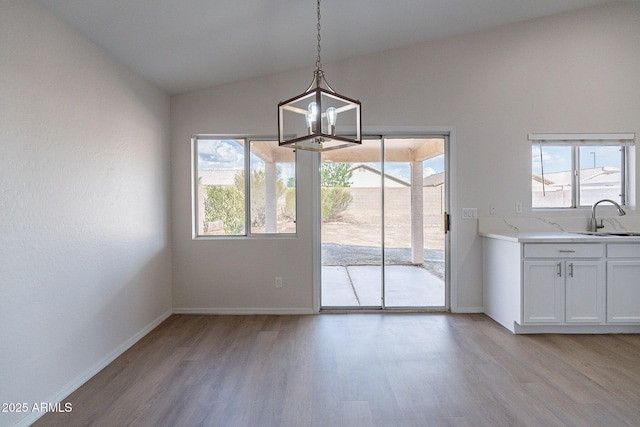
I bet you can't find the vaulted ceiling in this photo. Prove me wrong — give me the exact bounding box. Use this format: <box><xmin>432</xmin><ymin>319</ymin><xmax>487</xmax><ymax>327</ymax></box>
<box><xmin>35</xmin><ymin>0</ymin><xmax>635</xmax><ymax>94</ymax></box>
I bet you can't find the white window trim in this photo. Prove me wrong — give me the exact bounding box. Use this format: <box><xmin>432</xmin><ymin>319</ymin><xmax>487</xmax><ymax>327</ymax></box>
<box><xmin>529</xmin><ymin>133</ymin><xmax>635</xmax><ymax>209</ymax></box>
<box><xmin>528</xmin><ymin>133</ymin><xmax>635</xmax><ymax>145</ymax></box>
<box><xmin>191</xmin><ymin>134</ymin><xmax>298</xmax><ymax>239</ymax></box>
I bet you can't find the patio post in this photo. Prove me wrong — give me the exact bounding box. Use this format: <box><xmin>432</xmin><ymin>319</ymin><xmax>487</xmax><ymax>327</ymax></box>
<box><xmin>265</xmin><ymin>160</ymin><xmax>277</xmax><ymax>233</ymax></box>
<box><xmin>411</xmin><ymin>161</ymin><xmax>424</xmax><ymax>264</ymax></box>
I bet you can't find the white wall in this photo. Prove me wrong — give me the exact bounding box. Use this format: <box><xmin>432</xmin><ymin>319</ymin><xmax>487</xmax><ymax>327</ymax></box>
<box><xmin>0</xmin><ymin>1</ymin><xmax>172</xmax><ymax>425</ymax></box>
<box><xmin>171</xmin><ymin>1</ymin><xmax>640</xmax><ymax>314</ymax></box>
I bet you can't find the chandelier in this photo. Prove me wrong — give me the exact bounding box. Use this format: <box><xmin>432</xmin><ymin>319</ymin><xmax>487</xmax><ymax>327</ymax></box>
<box><xmin>278</xmin><ymin>0</ymin><xmax>362</xmax><ymax>152</ymax></box>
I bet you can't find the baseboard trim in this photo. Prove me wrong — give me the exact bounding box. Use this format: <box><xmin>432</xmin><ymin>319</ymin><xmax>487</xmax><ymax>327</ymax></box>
<box><xmin>514</xmin><ymin>323</ymin><xmax>640</xmax><ymax>334</ymax></box>
<box><xmin>173</xmin><ymin>307</ymin><xmax>315</xmax><ymax>315</ymax></box>
<box><xmin>451</xmin><ymin>306</ymin><xmax>484</xmax><ymax>313</ymax></box>
<box><xmin>16</xmin><ymin>309</ymin><xmax>172</xmax><ymax>427</ymax></box>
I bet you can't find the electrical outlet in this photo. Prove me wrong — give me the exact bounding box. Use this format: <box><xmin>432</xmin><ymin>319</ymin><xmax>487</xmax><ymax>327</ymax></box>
<box><xmin>275</xmin><ymin>277</ymin><xmax>283</xmax><ymax>288</ymax></box>
<box><xmin>489</xmin><ymin>205</ymin><xmax>496</xmax><ymax>216</ymax></box>
<box><xmin>515</xmin><ymin>202</ymin><xmax>523</xmax><ymax>214</ymax></box>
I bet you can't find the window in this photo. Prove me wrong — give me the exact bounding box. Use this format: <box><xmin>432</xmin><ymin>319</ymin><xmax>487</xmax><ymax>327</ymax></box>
<box><xmin>192</xmin><ymin>136</ymin><xmax>296</xmax><ymax>237</ymax></box>
<box><xmin>530</xmin><ymin>133</ymin><xmax>634</xmax><ymax>209</ymax></box>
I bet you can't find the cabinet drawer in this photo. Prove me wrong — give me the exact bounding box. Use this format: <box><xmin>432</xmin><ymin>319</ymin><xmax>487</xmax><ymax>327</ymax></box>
<box><xmin>524</xmin><ymin>243</ymin><xmax>603</xmax><ymax>259</ymax></box>
<box><xmin>607</xmin><ymin>244</ymin><xmax>640</xmax><ymax>258</ymax></box>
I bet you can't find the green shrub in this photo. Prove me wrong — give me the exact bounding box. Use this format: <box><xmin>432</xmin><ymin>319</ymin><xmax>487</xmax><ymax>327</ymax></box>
<box><xmin>233</xmin><ymin>169</ymin><xmax>289</xmax><ymax>228</ymax></box>
<box><xmin>204</xmin><ymin>185</ymin><xmax>245</xmax><ymax>234</ymax></box>
<box><xmin>321</xmin><ymin>187</ymin><xmax>352</xmax><ymax>221</ymax></box>
<box><xmin>283</xmin><ymin>188</ymin><xmax>296</xmax><ymax>220</ymax></box>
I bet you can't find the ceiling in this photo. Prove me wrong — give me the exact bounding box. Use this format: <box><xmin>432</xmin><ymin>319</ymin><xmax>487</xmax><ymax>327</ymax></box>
<box><xmin>35</xmin><ymin>0</ymin><xmax>632</xmax><ymax>95</ymax></box>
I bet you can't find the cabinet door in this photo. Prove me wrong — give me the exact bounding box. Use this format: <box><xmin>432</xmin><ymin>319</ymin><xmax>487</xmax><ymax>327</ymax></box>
<box><xmin>607</xmin><ymin>261</ymin><xmax>640</xmax><ymax>323</ymax></box>
<box><xmin>565</xmin><ymin>261</ymin><xmax>604</xmax><ymax>323</ymax></box>
<box><xmin>523</xmin><ymin>261</ymin><xmax>562</xmax><ymax>324</ymax></box>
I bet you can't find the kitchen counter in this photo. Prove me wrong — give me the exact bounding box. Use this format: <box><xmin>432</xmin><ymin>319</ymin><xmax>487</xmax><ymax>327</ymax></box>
<box><xmin>479</xmin><ymin>231</ymin><xmax>640</xmax><ymax>243</ymax></box>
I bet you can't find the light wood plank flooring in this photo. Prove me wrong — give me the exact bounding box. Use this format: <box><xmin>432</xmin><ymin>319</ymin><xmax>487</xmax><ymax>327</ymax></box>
<box><xmin>35</xmin><ymin>314</ymin><xmax>640</xmax><ymax>427</ymax></box>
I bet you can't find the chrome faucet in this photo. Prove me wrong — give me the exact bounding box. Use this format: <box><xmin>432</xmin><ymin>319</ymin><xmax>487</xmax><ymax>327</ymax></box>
<box><xmin>590</xmin><ymin>199</ymin><xmax>626</xmax><ymax>232</ymax></box>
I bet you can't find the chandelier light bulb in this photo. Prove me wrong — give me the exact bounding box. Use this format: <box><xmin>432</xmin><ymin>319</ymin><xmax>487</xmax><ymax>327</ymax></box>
<box><xmin>306</xmin><ymin>102</ymin><xmax>318</xmax><ymax>134</ymax></box>
<box><xmin>306</xmin><ymin>110</ymin><xmax>315</xmax><ymax>134</ymax></box>
<box><xmin>326</xmin><ymin>107</ymin><xmax>337</xmax><ymax>135</ymax></box>
<box><xmin>308</xmin><ymin>102</ymin><xmax>318</xmax><ymax>118</ymax></box>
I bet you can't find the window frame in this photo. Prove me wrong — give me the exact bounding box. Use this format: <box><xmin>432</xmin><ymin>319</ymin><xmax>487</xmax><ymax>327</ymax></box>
<box><xmin>529</xmin><ymin>133</ymin><xmax>634</xmax><ymax>210</ymax></box>
<box><xmin>191</xmin><ymin>135</ymin><xmax>297</xmax><ymax>239</ymax></box>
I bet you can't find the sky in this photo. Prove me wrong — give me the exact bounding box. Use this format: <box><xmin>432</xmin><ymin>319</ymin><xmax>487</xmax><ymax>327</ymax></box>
<box><xmin>531</xmin><ymin>145</ymin><xmax>622</xmax><ymax>175</ymax></box>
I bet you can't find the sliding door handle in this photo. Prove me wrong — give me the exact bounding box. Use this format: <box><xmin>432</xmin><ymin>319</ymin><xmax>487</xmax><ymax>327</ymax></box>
<box><xmin>444</xmin><ymin>212</ymin><xmax>450</xmax><ymax>234</ymax></box>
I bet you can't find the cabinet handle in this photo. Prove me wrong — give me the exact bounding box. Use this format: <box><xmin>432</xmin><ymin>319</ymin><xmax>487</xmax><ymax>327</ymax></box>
<box><xmin>558</xmin><ymin>250</ymin><xmax>576</xmax><ymax>253</ymax></box>
<box><xmin>568</xmin><ymin>262</ymin><xmax>574</xmax><ymax>278</ymax></box>
<box><xmin>557</xmin><ymin>263</ymin><xmax>562</xmax><ymax>277</ymax></box>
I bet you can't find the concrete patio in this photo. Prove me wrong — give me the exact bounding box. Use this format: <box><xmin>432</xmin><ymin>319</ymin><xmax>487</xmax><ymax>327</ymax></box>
<box><xmin>321</xmin><ymin>264</ymin><xmax>445</xmax><ymax>308</ymax></box>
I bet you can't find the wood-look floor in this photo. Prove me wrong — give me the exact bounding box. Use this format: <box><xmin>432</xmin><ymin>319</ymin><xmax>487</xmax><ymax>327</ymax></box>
<box><xmin>35</xmin><ymin>314</ymin><xmax>640</xmax><ymax>427</ymax></box>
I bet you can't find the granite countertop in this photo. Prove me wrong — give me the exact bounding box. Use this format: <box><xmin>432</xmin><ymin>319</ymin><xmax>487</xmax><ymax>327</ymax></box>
<box><xmin>479</xmin><ymin>231</ymin><xmax>640</xmax><ymax>243</ymax></box>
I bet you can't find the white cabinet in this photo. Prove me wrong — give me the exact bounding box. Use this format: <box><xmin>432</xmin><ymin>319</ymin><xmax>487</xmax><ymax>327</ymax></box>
<box><xmin>607</xmin><ymin>244</ymin><xmax>640</xmax><ymax>323</ymax></box>
<box><xmin>607</xmin><ymin>261</ymin><xmax>640</xmax><ymax>322</ymax></box>
<box><xmin>483</xmin><ymin>235</ymin><xmax>640</xmax><ymax>334</ymax></box>
<box><xmin>565</xmin><ymin>261</ymin><xmax>605</xmax><ymax>323</ymax></box>
<box><xmin>523</xmin><ymin>261</ymin><xmax>562</xmax><ymax>323</ymax></box>
<box><xmin>523</xmin><ymin>258</ymin><xmax>604</xmax><ymax>325</ymax></box>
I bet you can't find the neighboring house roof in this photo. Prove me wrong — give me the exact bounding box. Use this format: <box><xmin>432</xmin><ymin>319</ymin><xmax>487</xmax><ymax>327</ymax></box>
<box><xmin>580</xmin><ymin>167</ymin><xmax>622</xmax><ymax>187</ymax></box>
<box><xmin>535</xmin><ymin>167</ymin><xmax>620</xmax><ymax>185</ymax></box>
<box><xmin>348</xmin><ymin>164</ymin><xmax>410</xmax><ymax>187</ymax></box>
<box><xmin>531</xmin><ymin>174</ymin><xmax>554</xmax><ymax>186</ymax></box>
<box><xmin>533</xmin><ymin>167</ymin><xmax>620</xmax><ymax>191</ymax></box>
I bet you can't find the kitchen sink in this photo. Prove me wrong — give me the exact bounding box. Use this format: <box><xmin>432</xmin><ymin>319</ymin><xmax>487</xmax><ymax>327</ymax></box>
<box><xmin>571</xmin><ymin>231</ymin><xmax>640</xmax><ymax>237</ymax></box>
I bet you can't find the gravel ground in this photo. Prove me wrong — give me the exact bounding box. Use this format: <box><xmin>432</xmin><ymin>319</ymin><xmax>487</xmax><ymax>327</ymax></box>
<box><xmin>322</xmin><ymin>243</ymin><xmax>445</xmax><ymax>279</ymax></box>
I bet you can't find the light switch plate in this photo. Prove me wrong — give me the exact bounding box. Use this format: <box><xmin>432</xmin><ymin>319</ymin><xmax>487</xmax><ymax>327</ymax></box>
<box><xmin>462</xmin><ymin>208</ymin><xmax>477</xmax><ymax>219</ymax></box>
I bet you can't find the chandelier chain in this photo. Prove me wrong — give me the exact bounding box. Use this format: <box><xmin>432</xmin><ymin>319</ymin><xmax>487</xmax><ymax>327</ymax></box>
<box><xmin>315</xmin><ymin>0</ymin><xmax>322</xmax><ymax>71</ymax></box>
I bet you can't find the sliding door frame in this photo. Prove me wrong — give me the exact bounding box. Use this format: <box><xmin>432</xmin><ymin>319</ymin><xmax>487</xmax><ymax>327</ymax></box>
<box><xmin>313</xmin><ymin>126</ymin><xmax>457</xmax><ymax>312</ymax></box>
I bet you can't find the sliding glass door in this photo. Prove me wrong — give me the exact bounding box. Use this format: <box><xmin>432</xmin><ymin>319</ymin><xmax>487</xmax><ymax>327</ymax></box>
<box><xmin>320</xmin><ymin>138</ymin><xmax>383</xmax><ymax>308</ymax></box>
<box><xmin>320</xmin><ymin>135</ymin><xmax>447</xmax><ymax>310</ymax></box>
<box><xmin>383</xmin><ymin>137</ymin><xmax>446</xmax><ymax>308</ymax></box>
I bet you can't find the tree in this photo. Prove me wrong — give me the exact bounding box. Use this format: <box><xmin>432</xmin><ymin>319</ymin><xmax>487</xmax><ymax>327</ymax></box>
<box><xmin>320</xmin><ymin>162</ymin><xmax>353</xmax><ymax>221</ymax></box>
<box><xmin>321</xmin><ymin>162</ymin><xmax>353</xmax><ymax>187</ymax></box>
